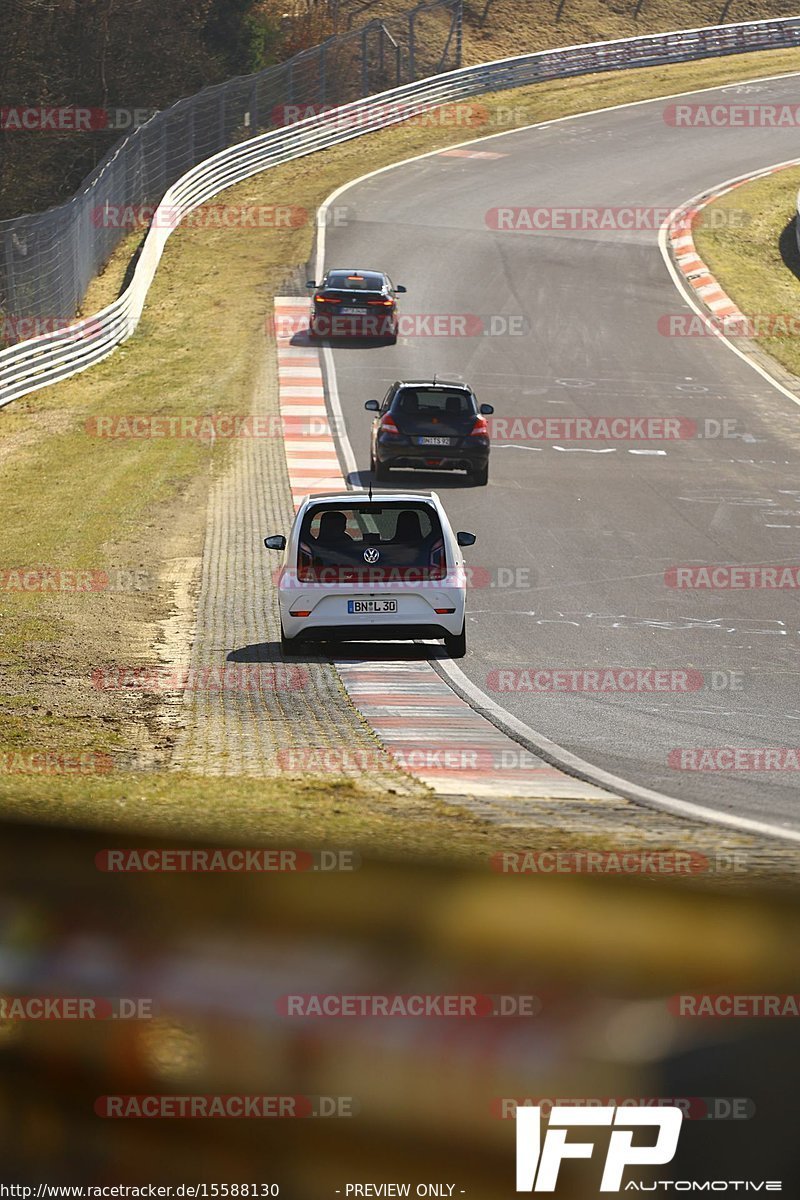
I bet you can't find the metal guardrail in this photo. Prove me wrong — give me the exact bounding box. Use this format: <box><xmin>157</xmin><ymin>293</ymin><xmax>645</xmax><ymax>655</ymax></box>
<box><xmin>2</xmin><ymin>14</ymin><xmax>800</xmax><ymax>409</ymax></box>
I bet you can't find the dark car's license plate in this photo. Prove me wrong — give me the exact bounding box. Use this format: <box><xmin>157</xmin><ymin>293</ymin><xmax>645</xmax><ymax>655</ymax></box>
<box><xmin>418</xmin><ymin>436</ymin><xmax>452</xmax><ymax>446</ymax></box>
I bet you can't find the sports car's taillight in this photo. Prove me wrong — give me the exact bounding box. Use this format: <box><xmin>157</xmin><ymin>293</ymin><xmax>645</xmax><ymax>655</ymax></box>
<box><xmin>367</xmin><ymin>298</ymin><xmax>394</xmax><ymax>306</ymax></box>
<box><xmin>314</xmin><ymin>293</ymin><xmax>337</xmax><ymax>304</ymax></box>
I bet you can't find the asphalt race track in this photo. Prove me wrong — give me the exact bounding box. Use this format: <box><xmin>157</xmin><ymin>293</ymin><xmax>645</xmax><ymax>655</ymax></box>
<box><xmin>317</xmin><ymin>71</ymin><xmax>800</xmax><ymax>834</ymax></box>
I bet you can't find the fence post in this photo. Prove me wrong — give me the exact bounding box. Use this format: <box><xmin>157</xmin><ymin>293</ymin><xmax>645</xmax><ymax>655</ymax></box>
<box><xmin>408</xmin><ymin>11</ymin><xmax>416</xmax><ymax>79</ymax></box>
<box><xmin>187</xmin><ymin>101</ymin><xmax>196</xmax><ymax>165</ymax></box>
<box><xmin>454</xmin><ymin>0</ymin><xmax>463</xmax><ymax>66</ymax></box>
<box><xmin>249</xmin><ymin>78</ymin><xmax>259</xmax><ymax>136</ymax></box>
<box><xmin>361</xmin><ymin>25</ymin><xmax>369</xmax><ymax>95</ymax></box>
<box><xmin>2</xmin><ymin>234</ymin><xmax>17</xmax><ymax>337</ymax></box>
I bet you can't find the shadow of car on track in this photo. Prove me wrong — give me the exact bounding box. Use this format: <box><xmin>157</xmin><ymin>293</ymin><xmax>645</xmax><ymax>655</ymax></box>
<box><xmin>347</xmin><ymin>469</ymin><xmax>478</xmax><ymax>491</ymax></box>
<box><xmin>227</xmin><ymin>641</ymin><xmax>448</xmax><ymax>665</ymax></box>
<box><xmin>289</xmin><ymin>331</ymin><xmax>392</xmax><ymax>351</ymax></box>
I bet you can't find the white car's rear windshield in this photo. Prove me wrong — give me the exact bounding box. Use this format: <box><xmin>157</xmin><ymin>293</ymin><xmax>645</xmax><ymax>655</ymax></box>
<box><xmin>297</xmin><ymin>502</ymin><xmax>446</xmax><ymax>581</ymax></box>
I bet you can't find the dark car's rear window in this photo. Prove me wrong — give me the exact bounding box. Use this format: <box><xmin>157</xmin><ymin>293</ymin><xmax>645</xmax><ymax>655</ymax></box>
<box><xmin>296</xmin><ymin>502</ymin><xmax>446</xmax><ymax>581</ymax></box>
<box><xmin>325</xmin><ymin>271</ymin><xmax>385</xmax><ymax>291</ymax></box>
<box><xmin>392</xmin><ymin>388</ymin><xmax>477</xmax><ymax>418</ymax></box>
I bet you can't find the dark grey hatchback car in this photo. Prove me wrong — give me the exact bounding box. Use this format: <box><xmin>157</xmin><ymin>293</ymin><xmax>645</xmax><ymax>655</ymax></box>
<box><xmin>366</xmin><ymin>379</ymin><xmax>494</xmax><ymax>486</ymax></box>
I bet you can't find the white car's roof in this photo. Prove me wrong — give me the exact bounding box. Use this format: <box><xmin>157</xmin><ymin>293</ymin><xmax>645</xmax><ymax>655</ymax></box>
<box><xmin>298</xmin><ymin>490</ymin><xmax>441</xmax><ymax>506</ymax></box>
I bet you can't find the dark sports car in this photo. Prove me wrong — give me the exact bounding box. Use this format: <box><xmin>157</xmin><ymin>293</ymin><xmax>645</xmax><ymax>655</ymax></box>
<box><xmin>306</xmin><ymin>269</ymin><xmax>406</xmax><ymax>342</ymax></box>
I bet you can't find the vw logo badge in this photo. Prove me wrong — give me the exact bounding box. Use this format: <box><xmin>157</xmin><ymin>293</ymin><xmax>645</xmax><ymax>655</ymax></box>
<box><xmin>363</xmin><ymin>547</ymin><xmax>380</xmax><ymax>564</ymax></box>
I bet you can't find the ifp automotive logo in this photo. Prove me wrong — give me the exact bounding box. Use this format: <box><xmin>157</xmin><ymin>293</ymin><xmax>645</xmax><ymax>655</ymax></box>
<box><xmin>516</xmin><ymin>1105</ymin><xmax>683</xmax><ymax>1192</ymax></box>
<box><xmin>514</xmin><ymin>1105</ymin><xmax>782</xmax><ymax>1192</ymax></box>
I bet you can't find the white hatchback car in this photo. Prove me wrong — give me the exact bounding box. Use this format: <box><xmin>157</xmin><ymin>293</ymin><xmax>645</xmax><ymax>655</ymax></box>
<box><xmin>264</xmin><ymin>491</ymin><xmax>475</xmax><ymax>657</ymax></box>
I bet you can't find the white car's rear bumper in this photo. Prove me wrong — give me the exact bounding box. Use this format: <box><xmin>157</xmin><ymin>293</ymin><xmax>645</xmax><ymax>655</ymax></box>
<box><xmin>278</xmin><ymin>581</ymin><xmax>465</xmax><ymax>641</ymax></box>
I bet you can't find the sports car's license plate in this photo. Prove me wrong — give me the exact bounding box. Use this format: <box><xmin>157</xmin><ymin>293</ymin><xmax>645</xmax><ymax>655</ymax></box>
<box><xmin>347</xmin><ymin>599</ymin><xmax>398</xmax><ymax>614</ymax></box>
<box><xmin>418</xmin><ymin>436</ymin><xmax>452</xmax><ymax>446</ymax></box>
<box><xmin>341</xmin><ymin>306</ymin><xmax>367</xmax><ymax>314</ymax></box>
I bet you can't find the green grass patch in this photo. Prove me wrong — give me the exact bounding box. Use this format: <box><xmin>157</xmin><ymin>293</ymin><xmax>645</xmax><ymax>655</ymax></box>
<box><xmin>694</xmin><ymin>163</ymin><xmax>800</xmax><ymax>377</ymax></box>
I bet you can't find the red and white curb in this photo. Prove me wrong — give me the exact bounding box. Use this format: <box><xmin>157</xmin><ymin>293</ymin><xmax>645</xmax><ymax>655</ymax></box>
<box><xmin>274</xmin><ymin>297</ymin><xmax>607</xmax><ymax>800</ymax></box>
<box><xmin>666</xmin><ymin>159</ymin><xmax>800</xmax><ymax>330</ymax></box>
<box><xmin>276</xmin><ymin>299</ymin><xmax>343</xmax><ymax>508</ymax></box>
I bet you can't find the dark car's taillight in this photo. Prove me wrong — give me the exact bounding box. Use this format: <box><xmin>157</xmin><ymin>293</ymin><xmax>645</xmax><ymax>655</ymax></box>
<box><xmin>378</xmin><ymin>413</ymin><xmax>406</xmax><ymax>442</ymax></box>
<box><xmin>469</xmin><ymin>415</ymin><xmax>490</xmax><ymax>439</ymax></box>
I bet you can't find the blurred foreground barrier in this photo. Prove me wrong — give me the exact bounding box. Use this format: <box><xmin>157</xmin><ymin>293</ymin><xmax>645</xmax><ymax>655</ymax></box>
<box><xmin>0</xmin><ymin>820</ymin><xmax>796</xmax><ymax>1189</ymax></box>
